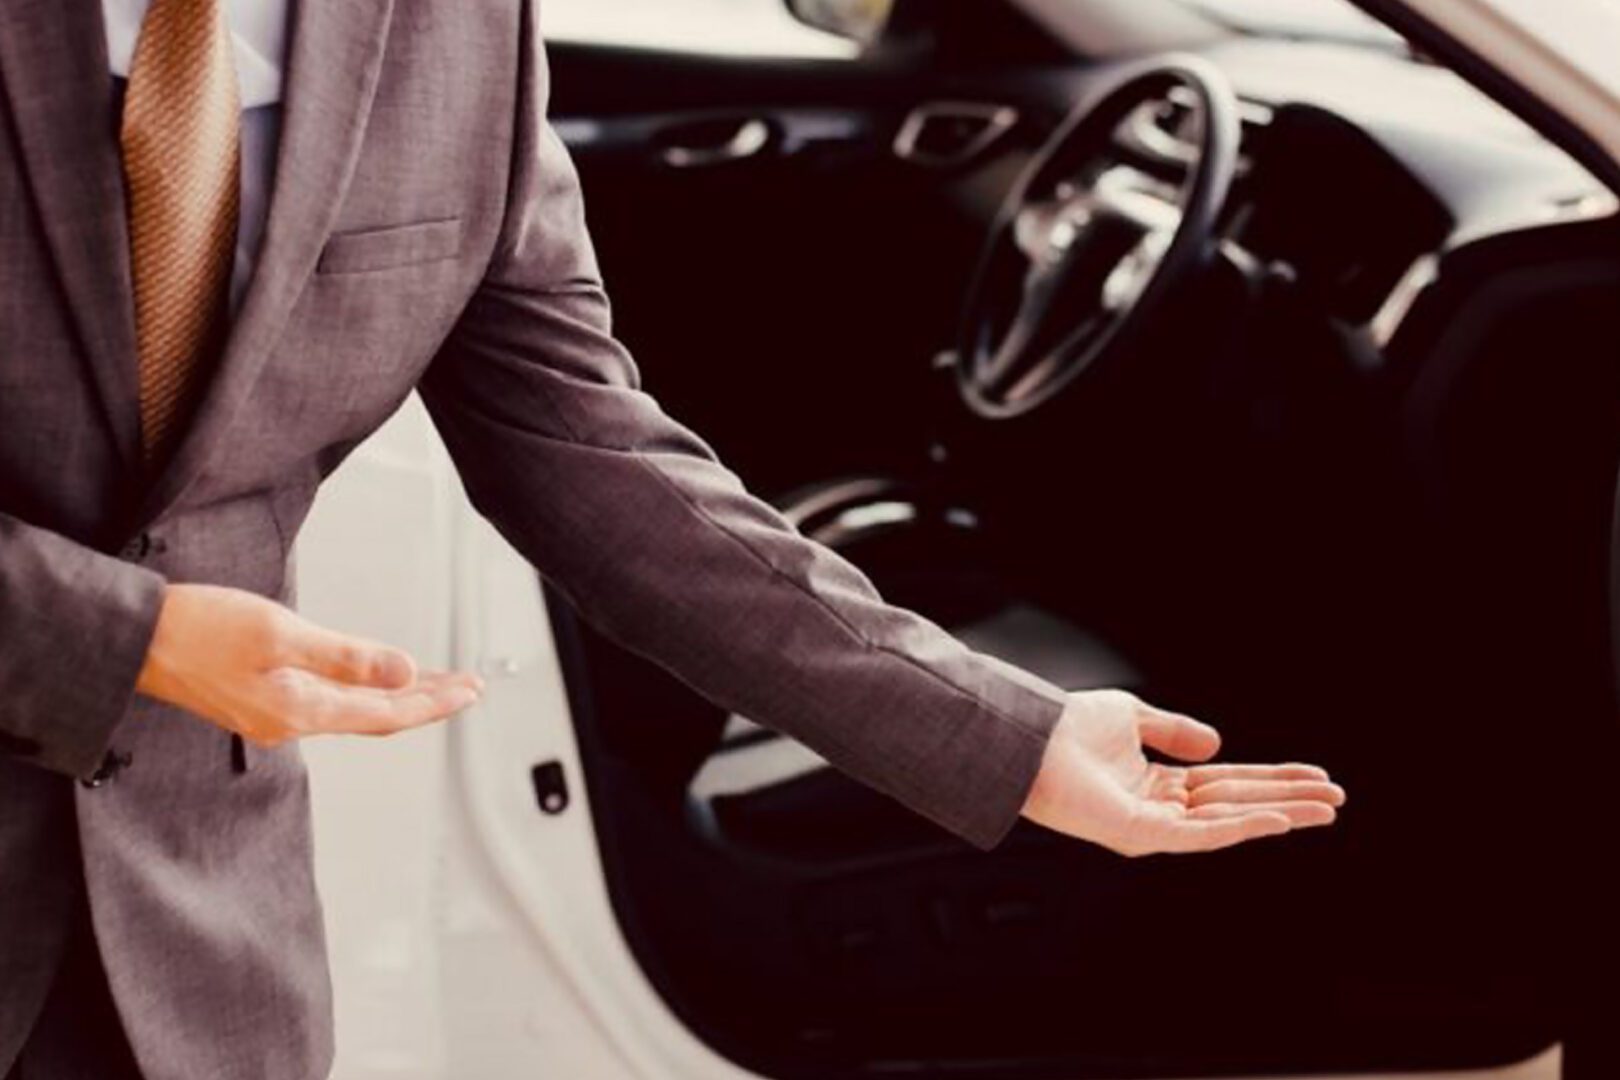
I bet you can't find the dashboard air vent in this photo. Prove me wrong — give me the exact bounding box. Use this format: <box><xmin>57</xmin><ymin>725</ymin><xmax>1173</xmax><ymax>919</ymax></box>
<box><xmin>894</xmin><ymin>102</ymin><xmax>1018</xmax><ymax>168</ymax></box>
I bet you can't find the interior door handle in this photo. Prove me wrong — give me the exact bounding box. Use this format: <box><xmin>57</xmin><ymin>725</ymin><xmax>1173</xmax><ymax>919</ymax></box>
<box><xmin>661</xmin><ymin>118</ymin><xmax>772</xmax><ymax>168</ymax></box>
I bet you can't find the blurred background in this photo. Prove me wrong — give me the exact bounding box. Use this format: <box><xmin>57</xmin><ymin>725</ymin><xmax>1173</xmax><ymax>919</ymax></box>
<box><xmin>539</xmin><ymin>0</ymin><xmax>856</xmax><ymax>58</ymax></box>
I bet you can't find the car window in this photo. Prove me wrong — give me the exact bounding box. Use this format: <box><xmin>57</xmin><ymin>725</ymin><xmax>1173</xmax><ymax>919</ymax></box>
<box><xmin>539</xmin><ymin>0</ymin><xmax>857</xmax><ymax>58</ymax></box>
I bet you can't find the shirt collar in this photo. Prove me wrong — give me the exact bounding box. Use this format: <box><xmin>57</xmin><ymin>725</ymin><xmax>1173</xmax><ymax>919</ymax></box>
<box><xmin>103</xmin><ymin>0</ymin><xmax>286</xmax><ymax>109</ymax></box>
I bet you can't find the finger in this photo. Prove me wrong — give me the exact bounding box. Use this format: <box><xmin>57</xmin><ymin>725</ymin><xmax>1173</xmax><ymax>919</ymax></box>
<box><xmin>1187</xmin><ymin>801</ymin><xmax>1338</xmax><ymax>828</ymax></box>
<box><xmin>1137</xmin><ymin>706</ymin><xmax>1221</xmax><ymax>763</ymax></box>
<box><xmin>283</xmin><ymin>621</ymin><xmax>417</xmax><ymax>689</ymax></box>
<box><xmin>350</xmin><ymin>685</ymin><xmax>477</xmax><ymax>736</ymax></box>
<box><xmin>339</xmin><ymin>671</ymin><xmax>483</xmax><ymax>700</ymax></box>
<box><xmin>394</xmin><ymin>670</ymin><xmax>486</xmax><ymax>697</ymax></box>
<box><xmin>313</xmin><ymin>674</ymin><xmax>481</xmax><ymax>737</ymax></box>
<box><xmin>1187</xmin><ymin>763</ymin><xmax>1330</xmax><ymax>784</ymax></box>
<box><xmin>1157</xmin><ymin>811</ymin><xmax>1292</xmax><ymax>854</ymax></box>
<box><xmin>1187</xmin><ymin>779</ymin><xmax>1346</xmax><ymax>808</ymax></box>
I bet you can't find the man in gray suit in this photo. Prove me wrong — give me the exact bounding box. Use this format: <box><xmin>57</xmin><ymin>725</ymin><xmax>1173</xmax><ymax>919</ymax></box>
<box><xmin>0</xmin><ymin>1</ymin><xmax>1345</xmax><ymax>1076</ymax></box>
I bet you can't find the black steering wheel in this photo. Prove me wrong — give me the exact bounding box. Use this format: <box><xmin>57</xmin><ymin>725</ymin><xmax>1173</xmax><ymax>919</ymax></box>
<box><xmin>957</xmin><ymin>56</ymin><xmax>1241</xmax><ymax>419</ymax></box>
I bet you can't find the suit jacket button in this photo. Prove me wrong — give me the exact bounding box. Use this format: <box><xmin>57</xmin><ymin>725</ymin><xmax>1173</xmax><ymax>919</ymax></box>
<box><xmin>119</xmin><ymin>533</ymin><xmax>167</xmax><ymax>562</ymax></box>
<box><xmin>80</xmin><ymin>749</ymin><xmax>134</xmax><ymax>789</ymax></box>
<box><xmin>120</xmin><ymin>533</ymin><xmax>152</xmax><ymax>561</ymax></box>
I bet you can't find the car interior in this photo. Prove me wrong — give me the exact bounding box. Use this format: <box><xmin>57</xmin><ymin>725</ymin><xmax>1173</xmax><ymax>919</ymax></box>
<box><xmin>537</xmin><ymin>0</ymin><xmax>1620</xmax><ymax>1075</ymax></box>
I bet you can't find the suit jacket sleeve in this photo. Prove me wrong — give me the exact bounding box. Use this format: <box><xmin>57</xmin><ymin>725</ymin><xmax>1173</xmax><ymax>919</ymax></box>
<box><xmin>0</xmin><ymin>513</ymin><xmax>165</xmax><ymax>777</ymax></box>
<box><xmin>418</xmin><ymin>7</ymin><xmax>1066</xmax><ymax>849</ymax></box>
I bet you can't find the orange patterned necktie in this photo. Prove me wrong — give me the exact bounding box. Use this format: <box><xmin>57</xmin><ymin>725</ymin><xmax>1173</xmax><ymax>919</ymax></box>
<box><xmin>121</xmin><ymin>0</ymin><xmax>241</xmax><ymax>467</ymax></box>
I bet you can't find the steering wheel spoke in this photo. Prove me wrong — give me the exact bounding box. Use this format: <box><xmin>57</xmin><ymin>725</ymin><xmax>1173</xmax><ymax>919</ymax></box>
<box><xmin>957</xmin><ymin>57</ymin><xmax>1240</xmax><ymax>419</ymax></box>
<box><xmin>984</xmin><ymin>202</ymin><xmax>1153</xmax><ymax>396</ymax></box>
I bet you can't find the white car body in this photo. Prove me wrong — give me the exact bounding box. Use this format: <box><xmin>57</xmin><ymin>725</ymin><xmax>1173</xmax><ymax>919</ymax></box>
<box><xmin>298</xmin><ymin>1</ymin><xmax>1616</xmax><ymax>1075</ymax></box>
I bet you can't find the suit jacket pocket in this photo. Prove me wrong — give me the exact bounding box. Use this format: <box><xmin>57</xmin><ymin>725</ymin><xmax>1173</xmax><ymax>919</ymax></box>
<box><xmin>317</xmin><ymin>217</ymin><xmax>462</xmax><ymax>275</ymax></box>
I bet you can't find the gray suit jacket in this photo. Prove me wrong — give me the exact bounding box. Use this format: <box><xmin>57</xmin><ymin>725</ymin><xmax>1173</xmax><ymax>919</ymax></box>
<box><xmin>0</xmin><ymin>2</ymin><xmax>1065</xmax><ymax>1076</ymax></box>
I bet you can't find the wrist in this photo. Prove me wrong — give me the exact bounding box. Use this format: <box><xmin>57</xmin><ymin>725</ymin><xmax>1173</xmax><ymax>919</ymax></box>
<box><xmin>134</xmin><ymin>584</ymin><xmax>184</xmax><ymax>703</ymax></box>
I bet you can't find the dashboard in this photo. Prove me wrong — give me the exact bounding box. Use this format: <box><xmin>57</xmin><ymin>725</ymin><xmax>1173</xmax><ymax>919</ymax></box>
<box><xmin>1229</xmin><ymin>105</ymin><xmax>1451</xmax><ymax>321</ymax></box>
<box><xmin>1090</xmin><ymin>36</ymin><xmax>1616</xmax><ymax>354</ymax></box>
<box><xmin>895</xmin><ymin>30</ymin><xmax>1616</xmax><ymax>420</ymax></box>
<box><xmin>1191</xmin><ymin>38</ymin><xmax>1613</xmax><ymax>344</ymax></box>
<box><xmin>1030</xmin><ymin>35</ymin><xmax>1613</xmax><ymax>382</ymax></box>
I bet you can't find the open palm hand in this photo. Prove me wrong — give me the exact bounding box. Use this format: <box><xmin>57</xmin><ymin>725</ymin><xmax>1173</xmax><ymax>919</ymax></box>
<box><xmin>1021</xmin><ymin>690</ymin><xmax>1344</xmax><ymax>856</ymax></box>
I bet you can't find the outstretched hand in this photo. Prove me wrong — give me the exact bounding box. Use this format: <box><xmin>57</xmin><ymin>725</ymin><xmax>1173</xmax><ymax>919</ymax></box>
<box><xmin>137</xmin><ymin>584</ymin><xmax>483</xmax><ymax>748</ymax></box>
<box><xmin>1021</xmin><ymin>690</ymin><xmax>1344</xmax><ymax>855</ymax></box>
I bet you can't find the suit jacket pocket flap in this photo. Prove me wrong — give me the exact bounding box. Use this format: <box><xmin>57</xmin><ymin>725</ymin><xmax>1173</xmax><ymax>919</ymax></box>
<box><xmin>317</xmin><ymin>218</ymin><xmax>462</xmax><ymax>275</ymax></box>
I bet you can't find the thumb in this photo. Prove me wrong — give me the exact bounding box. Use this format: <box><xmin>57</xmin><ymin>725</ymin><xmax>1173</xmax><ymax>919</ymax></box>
<box><xmin>1137</xmin><ymin>704</ymin><xmax>1221</xmax><ymax>763</ymax></box>
<box><xmin>281</xmin><ymin>620</ymin><xmax>417</xmax><ymax>689</ymax></box>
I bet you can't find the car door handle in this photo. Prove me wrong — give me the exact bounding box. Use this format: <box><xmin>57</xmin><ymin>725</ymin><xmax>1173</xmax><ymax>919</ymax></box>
<box><xmin>660</xmin><ymin>118</ymin><xmax>772</xmax><ymax>168</ymax></box>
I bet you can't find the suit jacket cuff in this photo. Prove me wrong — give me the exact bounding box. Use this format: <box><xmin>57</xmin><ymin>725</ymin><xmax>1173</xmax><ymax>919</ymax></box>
<box><xmin>0</xmin><ymin>519</ymin><xmax>166</xmax><ymax>778</ymax></box>
<box><xmin>908</xmin><ymin>654</ymin><xmax>1066</xmax><ymax>851</ymax></box>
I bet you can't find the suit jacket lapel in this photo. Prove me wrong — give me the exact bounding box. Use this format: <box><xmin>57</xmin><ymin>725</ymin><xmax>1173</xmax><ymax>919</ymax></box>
<box><xmin>136</xmin><ymin>0</ymin><xmax>396</xmax><ymax>527</ymax></box>
<box><xmin>0</xmin><ymin>0</ymin><xmax>142</xmax><ymax>473</ymax></box>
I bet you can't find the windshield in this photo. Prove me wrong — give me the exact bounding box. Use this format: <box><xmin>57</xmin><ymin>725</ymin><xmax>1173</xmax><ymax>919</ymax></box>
<box><xmin>1180</xmin><ymin>0</ymin><xmax>1620</xmax><ymax>95</ymax></box>
<box><xmin>1172</xmin><ymin>0</ymin><xmax>1620</xmax><ymax>88</ymax></box>
<box><xmin>1174</xmin><ymin>0</ymin><xmax>1408</xmax><ymax>51</ymax></box>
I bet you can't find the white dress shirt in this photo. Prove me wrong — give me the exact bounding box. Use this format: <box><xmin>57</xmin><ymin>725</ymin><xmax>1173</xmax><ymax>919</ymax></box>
<box><xmin>103</xmin><ymin>0</ymin><xmax>290</xmax><ymax>310</ymax></box>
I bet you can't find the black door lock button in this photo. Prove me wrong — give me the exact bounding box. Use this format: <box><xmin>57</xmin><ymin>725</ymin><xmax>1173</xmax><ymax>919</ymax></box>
<box><xmin>531</xmin><ymin>760</ymin><xmax>570</xmax><ymax>815</ymax></box>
